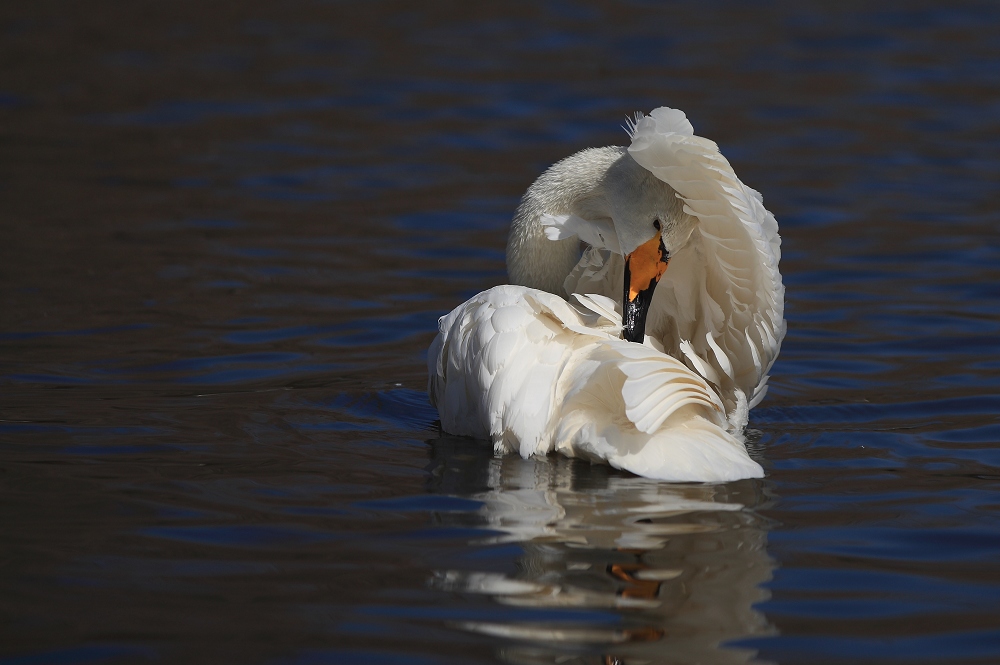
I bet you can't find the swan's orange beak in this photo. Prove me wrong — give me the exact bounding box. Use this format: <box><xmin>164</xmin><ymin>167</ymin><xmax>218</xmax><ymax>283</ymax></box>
<box><xmin>622</xmin><ymin>234</ymin><xmax>669</xmax><ymax>343</ymax></box>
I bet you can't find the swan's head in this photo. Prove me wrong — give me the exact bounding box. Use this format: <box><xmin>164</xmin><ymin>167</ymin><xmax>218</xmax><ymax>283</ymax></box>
<box><xmin>602</xmin><ymin>155</ymin><xmax>694</xmax><ymax>343</ymax></box>
<box><xmin>508</xmin><ymin>146</ymin><xmax>694</xmax><ymax>343</ymax></box>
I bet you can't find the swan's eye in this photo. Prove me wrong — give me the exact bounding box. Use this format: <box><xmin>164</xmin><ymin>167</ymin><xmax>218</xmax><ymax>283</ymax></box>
<box><xmin>653</xmin><ymin>219</ymin><xmax>661</xmax><ymax>230</ymax></box>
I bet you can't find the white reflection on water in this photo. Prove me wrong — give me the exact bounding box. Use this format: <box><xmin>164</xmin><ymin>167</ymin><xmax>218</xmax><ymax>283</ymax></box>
<box><xmin>428</xmin><ymin>440</ymin><xmax>776</xmax><ymax>664</ymax></box>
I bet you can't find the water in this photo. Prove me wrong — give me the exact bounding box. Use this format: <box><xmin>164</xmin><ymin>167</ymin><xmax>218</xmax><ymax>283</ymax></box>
<box><xmin>2</xmin><ymin>1</ymin><xmax>999</xmax><ymax>663</ymax></box>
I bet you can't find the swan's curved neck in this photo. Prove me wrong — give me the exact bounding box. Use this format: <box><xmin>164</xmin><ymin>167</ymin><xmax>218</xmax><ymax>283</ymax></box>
<box><xmin>506</xmin><ymin>147</ymin><xmax>626</xmax><ymax>296</ymax></box>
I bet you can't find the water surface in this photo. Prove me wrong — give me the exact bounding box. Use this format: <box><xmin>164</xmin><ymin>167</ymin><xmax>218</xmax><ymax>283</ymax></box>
<box><xmin>2</xmin><ymin>1</ymin><xmax>1000</xmax><ymax>663</ymax></box>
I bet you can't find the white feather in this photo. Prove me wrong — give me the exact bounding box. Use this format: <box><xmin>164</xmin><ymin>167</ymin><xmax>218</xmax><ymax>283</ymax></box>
<box><xmin>429</xmin><ymin>285</ymin><xmax>762</xmax><ymax>483</ymax></box>
<box><xmin>570</xmin><ymin>292</ymin><xmax>620</xmax><ymax>326</ymax></box>
<box><xmin>541</xmin><ymin>213</ymin><xmax>621</xmax><ymax>254</ymax></box>
<box><xmin>429</xmin><ymin>107</ymin><xmax>785</xmax><ymax>482</ymax></box>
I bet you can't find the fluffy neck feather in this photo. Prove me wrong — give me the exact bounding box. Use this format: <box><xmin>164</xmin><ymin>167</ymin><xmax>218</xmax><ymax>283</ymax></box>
<box><xmin>505</xmin><ymin>147</ymin><xmax>625</xmax><ymax>296</ymax></box>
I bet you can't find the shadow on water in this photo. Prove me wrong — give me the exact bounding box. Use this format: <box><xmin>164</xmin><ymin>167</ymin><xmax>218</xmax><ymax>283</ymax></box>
<box><xmin>424</xmin><ymin>433</ymin><xmax>776</xmax><ymax>665</ymax></box>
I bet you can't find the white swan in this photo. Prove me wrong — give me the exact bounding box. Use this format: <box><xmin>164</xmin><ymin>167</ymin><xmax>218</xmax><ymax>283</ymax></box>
<box><xmin>427</xmin><ymin>107</ymin><xmax>785</xmax><ymax>482</ymax></box>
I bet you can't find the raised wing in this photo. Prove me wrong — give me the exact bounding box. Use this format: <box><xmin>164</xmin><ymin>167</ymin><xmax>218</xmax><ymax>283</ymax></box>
<box><xmin>626</xmin><ymin>108</ymin><xmax>785</xmax><ymax>425</ymax></box>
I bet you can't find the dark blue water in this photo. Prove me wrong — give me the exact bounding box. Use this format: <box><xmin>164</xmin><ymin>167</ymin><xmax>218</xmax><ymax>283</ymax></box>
<box><xmin>2</xmin><ymin>2</ymin><xmax>999</xmax><ymax>663</ymax></box>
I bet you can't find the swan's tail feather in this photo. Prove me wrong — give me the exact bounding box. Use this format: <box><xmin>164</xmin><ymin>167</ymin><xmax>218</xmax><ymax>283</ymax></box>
<box><xmin>609</xmin><ymin>417</ymin><xmax>763</xmax><ymax>482</ymax></box>
<box><xmin>554</xmin><ymin>413</ymin><xmax>762</xmax><ymax>483</ymax></box>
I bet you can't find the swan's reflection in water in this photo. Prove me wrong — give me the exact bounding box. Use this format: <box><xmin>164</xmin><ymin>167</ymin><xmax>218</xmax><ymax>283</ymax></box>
<box><xmin>427</xmin><ymin>434</ymin><xmax>775</xmax><ymax>665</ymax></box>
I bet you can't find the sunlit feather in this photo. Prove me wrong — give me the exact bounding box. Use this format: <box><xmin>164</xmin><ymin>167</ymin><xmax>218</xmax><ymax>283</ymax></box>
<box><xmin>428</xmin><ymin>107</ymin><xmax>785</xmax><ymax>482</ymax></box>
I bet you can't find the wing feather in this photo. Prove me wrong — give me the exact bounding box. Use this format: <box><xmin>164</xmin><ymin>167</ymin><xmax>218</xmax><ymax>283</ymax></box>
<box><xmin>429</xmin><ymin>284</ymin><xmax>762</xmax><ymax>482</ymax></box>
<box><xmin>628</xmin><ymin>108</ymin><xmax>785</xmax><ymax>426</ymax></box>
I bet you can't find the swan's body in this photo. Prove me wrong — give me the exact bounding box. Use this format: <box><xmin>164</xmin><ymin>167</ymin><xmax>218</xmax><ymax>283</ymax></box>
<box><xmin>427</xmin><ymin>108</ymin><xmax>785</xmax><ymax>482</ymax></box>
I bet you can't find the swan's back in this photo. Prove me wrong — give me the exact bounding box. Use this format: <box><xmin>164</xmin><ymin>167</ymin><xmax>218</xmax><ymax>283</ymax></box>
<box><xmin>428</xmin><ymin>285</ymin><xmax>764</xmax><ymax>482</ymax></box>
